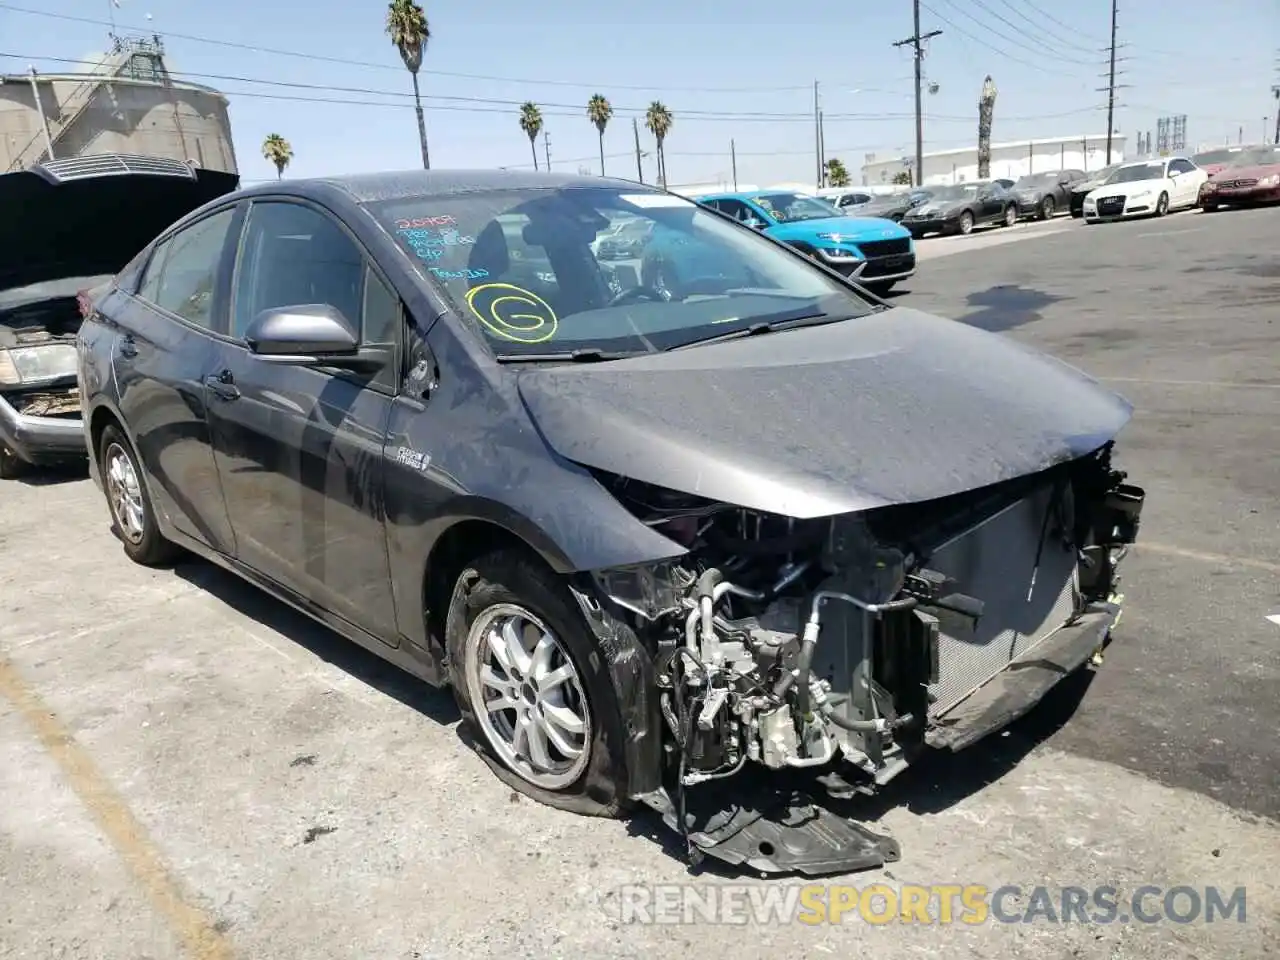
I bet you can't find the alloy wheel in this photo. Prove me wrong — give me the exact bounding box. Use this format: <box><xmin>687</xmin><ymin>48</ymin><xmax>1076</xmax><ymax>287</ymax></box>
<box><xmin>464</xmin><ymin>603</ymin><xmax>592</xmax><ymax>790</ymax></box>
<box><xmin>960</xmin><ymin>211</ymin><xmax>975</xmax><ymax>234</ymax></box>
<box><xmin>104</xmin><ymin>442</ymin><xmax>146</xmax><ymax>544</ymax></box>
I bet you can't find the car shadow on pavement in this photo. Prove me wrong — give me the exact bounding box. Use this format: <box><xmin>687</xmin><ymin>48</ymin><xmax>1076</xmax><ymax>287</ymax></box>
<box><xmin>171</xmin><ymin>560</ymin><xmax>460</xmax><ymax>726</ymax></box>
<box><xmin>958</xmin><ymin>284</ymin><xmax>1070</xmax><ymax>332</ymax></box>
<box><xmin>11</xmin><ymin>462</ymin><xmax>89</xmax><ymax>486</ymax></box>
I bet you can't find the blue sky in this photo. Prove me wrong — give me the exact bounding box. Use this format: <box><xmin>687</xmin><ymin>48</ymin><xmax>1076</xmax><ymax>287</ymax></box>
<box><xmin>2</xmin><ymin>0</ymin><xmax>1276</xmax><ymax>185</ymax></box>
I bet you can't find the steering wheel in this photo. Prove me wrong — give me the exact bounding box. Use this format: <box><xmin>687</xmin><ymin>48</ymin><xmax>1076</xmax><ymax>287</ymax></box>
<box><xmin>607</xmin><ymin>284</ymin><xmax>668</xmax><ymax>306</ymax></box>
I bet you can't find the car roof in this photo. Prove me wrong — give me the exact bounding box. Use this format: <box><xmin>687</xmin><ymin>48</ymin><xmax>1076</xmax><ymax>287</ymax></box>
<box><xmin>231</xmin><ymin>169</ymin><xmax>653</xmax><ymax>205</ymax></box>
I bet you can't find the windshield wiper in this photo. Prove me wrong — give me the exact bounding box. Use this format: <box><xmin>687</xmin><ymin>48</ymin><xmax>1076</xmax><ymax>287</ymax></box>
<box><xmin>495</xmin><ymin>347</ymin><xmax>640</xmax><ymax>364</ymax></box>
<box><xmin>668</xmin><ymin>312</ymin><xmax>851</xmax><ymax>350</ymax></box>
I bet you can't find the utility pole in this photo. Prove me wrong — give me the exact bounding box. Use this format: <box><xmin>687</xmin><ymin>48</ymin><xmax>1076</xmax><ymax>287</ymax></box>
<box><xmin>813</xmin><ymin>81</ymin><xmax>821</xmax><ymax>188</ymax></box>
<box><xmin>1104</xmin><ymin>0</ymin><xmax>1118</xmax><ymax>163</ymax></box>
<box><xmin>633</xmin><ymin>118</ymin><xmax>644</xmax><ymax>183</ymax></box>
<box><xmin>730</xmin><ymin>138</ymin><xmax>738</xmax><ymax>190</ymax></box>
<box><xmin>543</xmin><ymin>130</ymin><xmax>551</xmax><ymax>171</ymax></box>
<box><xmin>893</xmin><ymin>2</ymin><xmax>941</xmax><ymax>188</ymax></box>
<box><xmin>1273</xmin><ymin>84</ymin><xmax>1279</xmax><ymax>145</ymax></box>
<box><xmin>818</xmin><ymin>110</ymin><xmax>827</xmax><ymax>187</ymax></box>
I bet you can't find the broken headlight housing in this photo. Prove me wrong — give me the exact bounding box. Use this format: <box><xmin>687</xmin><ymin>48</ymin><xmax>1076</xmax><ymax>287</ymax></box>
<box><xmin>0</xmin><ymin>343</ymin><xmax>79</xmax><ymax>388</ymax></box>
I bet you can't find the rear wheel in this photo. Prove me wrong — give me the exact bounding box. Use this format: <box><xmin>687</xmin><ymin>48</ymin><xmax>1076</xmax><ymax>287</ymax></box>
<box><xmin>1003</xmin><ymin>204</ymin><xmax>1018</xmax><ymax>227</ymax></box>
<box><xmin>446</xmin><ymin>549</ymin><xmax>630</xmax><ymax>817</ymax></box>
<box><xmin>99</xmin><ymin>425</ymin><xmax>181</xmax><ymax>566</ymax></box>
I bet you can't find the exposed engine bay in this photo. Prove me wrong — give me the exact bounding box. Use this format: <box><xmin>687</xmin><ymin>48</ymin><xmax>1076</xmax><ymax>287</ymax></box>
<box><xmin>585</xmin><ymin>443</ymin><xmax>1144</xmax><ymax>874</ymax></box>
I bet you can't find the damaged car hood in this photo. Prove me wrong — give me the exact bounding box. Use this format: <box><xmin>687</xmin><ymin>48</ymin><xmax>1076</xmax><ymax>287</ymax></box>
<box><xmin>516</xmin><ymin>307</ymin><xmax>1132</xmax><ymax>518</ymax></box>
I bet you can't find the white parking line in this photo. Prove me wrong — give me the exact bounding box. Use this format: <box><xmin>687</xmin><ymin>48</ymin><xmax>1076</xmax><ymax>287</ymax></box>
<box><xmin>1100</xmin><ymin>376</ymin><xmax>1280</xmax><ymax>390</ymax></box>
<box><xmin>1267</xmin><ymin>613</ymin><xmax>1280</xmax><ymax>627</ymax></box>
<box><xmin>1135</xmin><ymin>226</ymin><xmax>1206</xmax><ymax>238</ymax></box>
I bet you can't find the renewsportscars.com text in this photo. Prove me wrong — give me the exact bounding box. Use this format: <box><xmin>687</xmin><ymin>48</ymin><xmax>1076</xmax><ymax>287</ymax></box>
<box><xmin>614</xmin><ymin>884</ymin><xmax>1248</xmax><ymax>926</ymax></box>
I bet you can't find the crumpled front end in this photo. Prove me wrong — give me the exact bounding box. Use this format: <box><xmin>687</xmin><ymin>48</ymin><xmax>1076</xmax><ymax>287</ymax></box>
<box><xmin>579</xmin><ymin>443</ymin><xmax>1144</xmax><ymax>875</ymax></box>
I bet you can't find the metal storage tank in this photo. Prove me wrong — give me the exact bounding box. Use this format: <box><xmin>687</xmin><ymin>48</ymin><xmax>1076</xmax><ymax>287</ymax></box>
<box><xmin>0</xmin><ymin>35</ymin><xmax>238</xmax><ymax>174</ymax></box>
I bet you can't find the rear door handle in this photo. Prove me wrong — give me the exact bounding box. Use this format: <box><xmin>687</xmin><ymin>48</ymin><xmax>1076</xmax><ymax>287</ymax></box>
<box><xmin>204</xmin><ymin>371</ymin><xmax>241</xmax><ymax>401</ymax></box>
<box><xmin>118</xmin><ymin>335</ymin><xmax>138</xmax><ymax>359</ymax></box>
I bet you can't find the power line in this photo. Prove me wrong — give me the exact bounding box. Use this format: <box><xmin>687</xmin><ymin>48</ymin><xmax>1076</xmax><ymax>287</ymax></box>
<box><xmin>988</xmin><ymin>0</ymin><xmax>1108</xmax><ymax>57</ymax></box>
<box><xmin>1002</xmin><ymin>0</ymin><xmax>1109</xmax><ymax>45</ymax></box>
<box><xmin>930</xmin><ymin>0</ymin><xmax>1099</xmax><ymax>66</ymax></box>
<box><xmin>0</xmin><ymin>2</ymin><xmax>888</xmax><ymax>95</ymax></box>
<box><xmin>2</xmin><ymin>52</ymin><xmax>1099</xmax><ymax>125</ymax></box>
<box><xmin>917</xmin><ymin>1</ymin><xmax>1084</xmax><ymax>77</ymax></box>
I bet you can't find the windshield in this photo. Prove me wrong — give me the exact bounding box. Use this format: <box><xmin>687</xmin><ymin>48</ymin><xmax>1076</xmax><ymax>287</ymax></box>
<box><xmin>365</xmin><ymin>186</ymin><xmax>874</xmax><ymax>359</ymax></box>
<box><xmin>1088</xmin><ymin>164</ymin><xmax>1121</xmax><ymax>181</ymax></box>
<box><xmin>928</xmin><ymin>183</ymin><xmax>983</xmax><ymax>201</ymax></box>
<box><xmin>1225</xmin><ymin>146</ymin><xmax>1280</xmax><ymax>167</ymax></box>
<box><xmin>749</xmin><ymin>193</ymin><xmax>842</xmax><ymax>223</ymax></box>
<box><xmin>1013</xmin><ymin>172</ymin><xmax>1058</xmax><ymax>188</ymax></box>
<box><xmin>1192</xmin><ymin>148</ymin><xmax>1239</xmax><ymax>166</ymax></box>
<box><xmin>1106</xmin><ymin>163</ymin><xmax>1166</xmax><ymax>184</ymax></box>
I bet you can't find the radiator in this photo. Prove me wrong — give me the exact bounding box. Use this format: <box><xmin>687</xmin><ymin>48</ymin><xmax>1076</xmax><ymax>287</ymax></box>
<box><xmin>922</xmin><ymin>483</ymin><xmax>1080</xmax><ymax>717</ymax></box>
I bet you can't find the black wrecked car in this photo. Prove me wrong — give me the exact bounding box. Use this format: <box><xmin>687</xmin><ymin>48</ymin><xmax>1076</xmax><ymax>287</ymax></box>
<box><xmin>0</xmin><ymin>154</ymin><xmax>237</xmax><ymax>479</ymax></box>
<box><xmin>77</xmin><ymin>170</ymin><xmax>1144</xmax><ymax>874</ymax></box>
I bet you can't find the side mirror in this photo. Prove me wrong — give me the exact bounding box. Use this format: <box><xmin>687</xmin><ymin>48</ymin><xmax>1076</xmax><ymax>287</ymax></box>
<box><xmin>743</xmin><ymin>217</ymin><xmax>765</xmax><ymax>229</ymax></box>
<box><xmin>245</xmin><ymin>303</ymin><xmax>364</xmax><ymax>366</ymax></box>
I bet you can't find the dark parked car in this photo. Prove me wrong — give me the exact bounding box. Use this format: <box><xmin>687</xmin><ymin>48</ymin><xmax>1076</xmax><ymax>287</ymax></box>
<box><xmin>77</xmin><ymin>170</ymin><xmax>1144</xmax><ymax>874</ymax></box>
<box><xmin>596</xmin><ymin>218</ymin><xmax>654</xmax><ymax>259</ymax></box>
<box><xmin>854</xmin><ymin>188</ymin><xmax>933</xmax><ymax>222</ymax></box>
<box><xmin>1068</xmin><ymin>164</ymin><xmax>1122</xmax><ymax>217</ymax></box>
<box><xmin>900</xmin><ymin>180</ymin><xmax>1019</xmax><ymax>237</ymax></box>
<box><xmin>1010</xmin><ymin>169</ymin><xmax>1087</xmax><ymax>220</ymax></box>
<box><xmin>0</xmin><ymin>153</ymin><xmax>238</xmax><ymax>478</ymax></box>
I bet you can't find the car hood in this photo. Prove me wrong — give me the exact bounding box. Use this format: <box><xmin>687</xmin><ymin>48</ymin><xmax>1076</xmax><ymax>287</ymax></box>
<box><xmin>905</xmin><ymin>198</ymin><xmax>969</xmax><ymax>216</ymax></box>
<box><xmin>515</xmin><ymin>306</ymin><xmax>1132</xmax><ymax>518</ymax></box>
<box><xmin>859</xmin><ymin>198</ymin><xmax>909</xmax><ymax>214</ymax></box>
<box><xmin>1087</xmin><ymin>178</ymin><xmax>1165</xmax><ymax>198</ymax></box>
<box><xmin>1210</xmin><ymin>163</ymin><xmax>1280</xmax><ymax>181</ymax></box>
<box><xmin>765</xmin><ymin>216</ymin><xmax>908</xmax><ymax>244</ymax></box>
<box><xmin>0</xmin><ymin>154</ymin><xmax>239</xmax><ymax>291</ymax></box>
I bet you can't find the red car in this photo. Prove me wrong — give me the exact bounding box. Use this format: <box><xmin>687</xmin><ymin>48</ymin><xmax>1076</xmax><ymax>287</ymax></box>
<box><xmin>1190</xmin><ymin>145</ymin><xmax>1251</xmax><ymax>177</ymax></box>
<box><xmin>1199</xmin><ymin>145</ymin><xmax>1280</xmax><ymax>211</ymax></box>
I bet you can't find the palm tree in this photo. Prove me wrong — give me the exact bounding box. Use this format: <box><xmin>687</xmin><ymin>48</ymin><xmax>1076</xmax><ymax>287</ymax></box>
<box><xmin>385</xmin><ymin>0</ymin><xmax>431</xmax><ymax>169</ymax></box>
<box><xmin>824</xmin><ymin>157</ymin><xmax>851</xmax><ymax>187</ymax></box>
<box><xmin>586</xmin><ymin>94</ymin><xmax>613</xmax><ymax>176</ymax></box>
<box><xmin>519</xmin><ymin>102</ymin><xmax>543</xmax><ymax>171</ymax></box>
<box><xmin>977</xmin><ymin>75</ymin><xmax>997</xmax><ymax>179</ymax></box>
<box><xmin>644</xmin><ymin>101</ymin><xmax>673</xmax><ymax>187</ymax></box>
<box><xmin>261</xmin><ymin>133</ymin><xmax>293</xmax><ymax>179</ymax></box>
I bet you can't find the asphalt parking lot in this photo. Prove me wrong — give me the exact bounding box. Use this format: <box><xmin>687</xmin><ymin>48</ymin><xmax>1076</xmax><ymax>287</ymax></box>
<box><xmin>2</xmin><ymin>206</ymin><xmax>1277</xmax><ymax>960</ymax></box>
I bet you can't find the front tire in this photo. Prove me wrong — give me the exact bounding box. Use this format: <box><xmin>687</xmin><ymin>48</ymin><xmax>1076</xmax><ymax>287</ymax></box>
<box><xmin>958</xmin><ymin>211</ymin><xmax>975</xmax><ymax>235</ymax></box>
<box><xmin>1201</xmin><ymin>202</ymin><xmax>1219</xmax><ymax>213</ymax></box>
<box><xmin>1039</xmin><ymin>196</ymin><xmax>1055</xmax><ymax>219</ymax></box>
<box><xmin>98</xmin><ymin>425</ymin><xmax>182</xmax><ymax>565</ymax></box>
<box><xmin>445</xmin><ymin>549</ymin><xmax>629</xmax><ymax>817</ymax></box>
<box><xmin>1155</xmin><ymin>192</ymin><xmax>1170</xmax><ymax>216</ymax></box>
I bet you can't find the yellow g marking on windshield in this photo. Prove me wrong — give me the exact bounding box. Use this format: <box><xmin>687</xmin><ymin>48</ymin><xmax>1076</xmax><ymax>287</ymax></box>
<box><xmin>464</xmin><ymin>282</ymin><xmax>559</xmax><ymax>344</ymax></box>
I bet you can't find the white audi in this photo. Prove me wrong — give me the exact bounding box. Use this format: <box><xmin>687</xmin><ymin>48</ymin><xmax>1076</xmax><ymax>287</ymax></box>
<box><xmin>1082</xmin><ymin>156</ymin><xmax>1208</xmax><ymax>222</ymax></box>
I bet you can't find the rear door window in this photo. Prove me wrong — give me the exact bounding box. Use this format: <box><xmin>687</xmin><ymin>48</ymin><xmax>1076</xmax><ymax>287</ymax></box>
<box><xmin>143</xmin><ymin>208</ymin><xmax>238</xmax><ymax>330</ymax></box>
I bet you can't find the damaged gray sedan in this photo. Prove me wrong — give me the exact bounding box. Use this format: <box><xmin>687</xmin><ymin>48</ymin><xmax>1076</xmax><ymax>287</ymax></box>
<box><xmin>77</xmin><ymin>171</ymin><xmax>1144</xmax><ymax>876</ymax></box>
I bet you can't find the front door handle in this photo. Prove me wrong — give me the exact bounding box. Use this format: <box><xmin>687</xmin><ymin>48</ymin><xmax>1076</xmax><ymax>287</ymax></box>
<box><xmin>204</xmin><ymin>371</ymin><xmax>240</xmax><ymax>401</ymax></box>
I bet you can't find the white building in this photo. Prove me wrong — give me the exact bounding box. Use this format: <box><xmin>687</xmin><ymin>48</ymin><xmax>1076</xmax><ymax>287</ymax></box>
<box><xmin>861</xmin><ymin>134</ymin><xmax>1127</xmax><ymax>187</ymax></box>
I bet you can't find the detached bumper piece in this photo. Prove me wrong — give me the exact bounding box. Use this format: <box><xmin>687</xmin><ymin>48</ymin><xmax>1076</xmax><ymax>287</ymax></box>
<box><xmin>926</xmin><ymin>602</ymin><xmax>1117</xmax><ymax>752</ymax></box>
<box><xmin>639</xmin><ymin>779</ymin><xmax>900</xmax><ymax>876</ymax></box>
<box><xmin>0</xmin><ymin>388</ymin><xmax>86</xmax><ymax>465</ymax></box>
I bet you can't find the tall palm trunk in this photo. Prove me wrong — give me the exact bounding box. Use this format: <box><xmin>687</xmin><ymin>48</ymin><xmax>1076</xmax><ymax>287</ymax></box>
<box><xmin>977</xmin><ymin>75</ymin><xmax>997</xmax><ymax>180</ymax></box>
<box><xmin>529</xmin><ymin>138</ymin><xmax>538</xmax><ymax>171</ymax></box>
<box><xmin>411</xmin><ymin>73</ymin><xmax>430</xmax><ymax>170</ymax></box>
<box><xmin>598</xmin><ymin>132</ymin><xmax>605</xmax><ymax>176</ymax></box>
